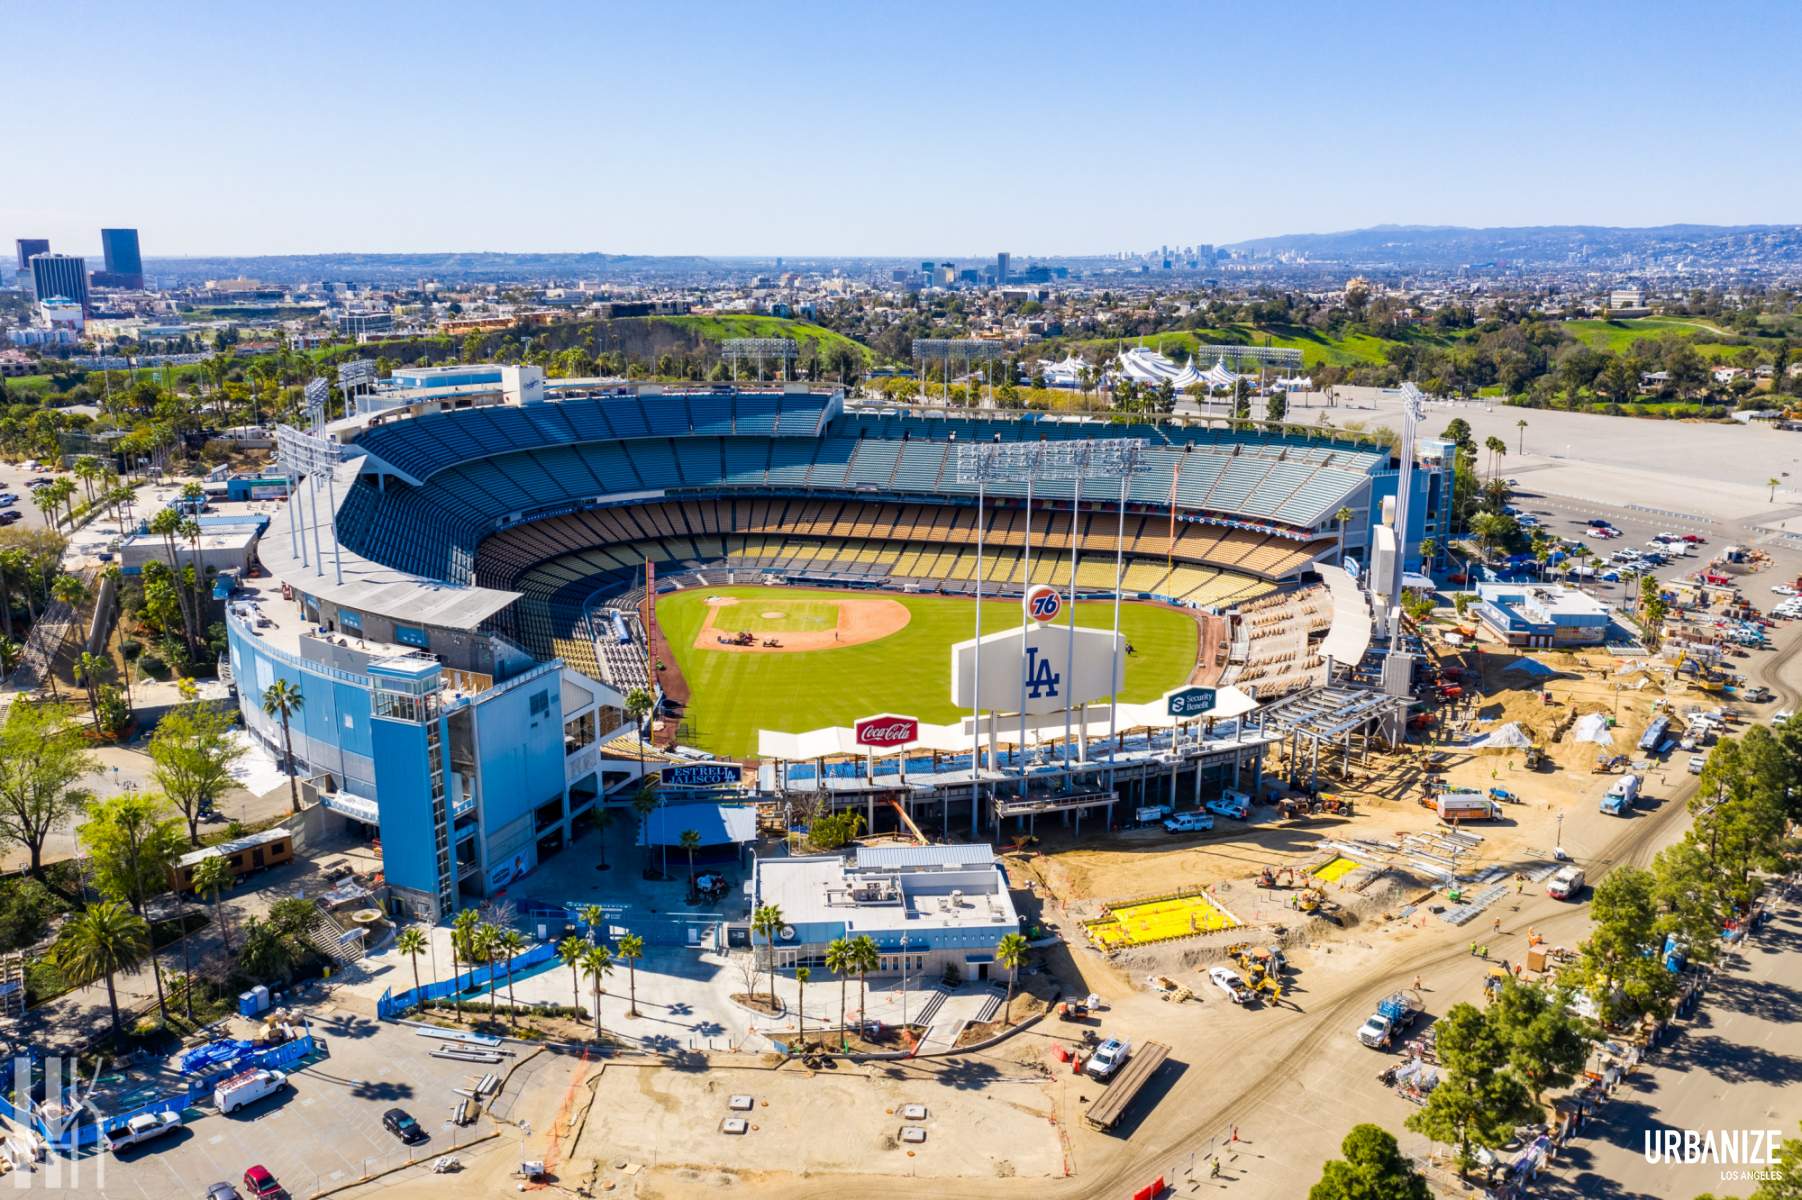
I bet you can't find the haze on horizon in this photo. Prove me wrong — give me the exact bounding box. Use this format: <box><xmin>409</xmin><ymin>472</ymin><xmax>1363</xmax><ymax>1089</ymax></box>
<box><xmin>9</xmin><ymin>0</ymin><xmax>1801</xmax><ymax>259</ymax></box>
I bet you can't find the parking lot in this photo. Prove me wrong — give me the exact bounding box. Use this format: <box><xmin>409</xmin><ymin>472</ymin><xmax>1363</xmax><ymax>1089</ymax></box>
<box><xmin>87</xmin><ymin>1010</ymin><xmax>507</xmax><ymax>1200</ymax></box>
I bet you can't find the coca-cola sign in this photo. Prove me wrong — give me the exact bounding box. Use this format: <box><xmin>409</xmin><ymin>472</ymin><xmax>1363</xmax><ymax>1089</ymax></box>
<box><xmin>855</xmin><ymin>715</ymin><xmax>919</xmax><ymax>747</ymax></box>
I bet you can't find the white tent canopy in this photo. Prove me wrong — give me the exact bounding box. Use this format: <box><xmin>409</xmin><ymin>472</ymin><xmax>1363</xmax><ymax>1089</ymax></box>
<box><xmin>1469</xmin><ymin>721</ymin><xmax>1532</xmax><ymax>750</ymax></box>
<box><xmin>1572</xmin><ymin>712</ymin><xmax>1615</xmax><ymax>746</ymax></box>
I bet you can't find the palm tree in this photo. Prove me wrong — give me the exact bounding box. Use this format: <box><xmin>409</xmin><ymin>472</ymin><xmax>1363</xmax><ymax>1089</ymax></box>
<box><xmin>825</xmin><ymin>937</ymin><xmax>855</xmax><ymax>1048</ymax></box>
<box><xmin>1334</xmin><ymin>506</ymin><xmax>1354</xmax><ymax>564</ymax></box>
<box><xmin>679</xmin><ymin>829</ymin><xmax>702</xmax><ymax>902</ymax></box>
<box><xmin>579</xmin><ymin>903</ymin><xmax>604</xmax><ymax>942</ymax></box>
<box><xmin>592</xmin><ymin>805</ymin><xmax>615</xmax><ymax>871</ymax></box>
<box><xmin>1515</xmin><ymin>417</ymin><xmax>1528</xmax><ymax>455</ymax></box>
<box><xmin>632</xmin><ymin>777</ymin><xmax>661</xmax><ymax>874</ymax></box>
<box><xmin>468</xmin><ymin>923</ymin><xmax>499</xmax><ymax>1019</ymax></box>
<box><xmin>617</xmin><ymin>932</ymin><xmax>645</xmax><ymax>1017</ymax></box>
<box><xmin>191</xmin><ymin>854</ymin><xmax>234</xmax><ymax>951</ymax></box>
<box><xmin>396</xmin><ymin>927</ymin><xmax>429</xmax><ymax>999</ymax></box>
<box><xmin>451</xmin><ymin>909</ymin><xmax>481</xmax><ymax>990</ymax></box>
<box><xmin>794</xmin><ymin>966</ymin><xmax>811</xmax><ymax>1046</ymax></box>
<box><xmin>1769</xmin><ymin>477</ymin><xmax>1782</xmax><ymax>503</ymax></box>
<box><xmin>1418</xmin><ymin>538</ymin><xmax>1438</xmax><ymax>579</ymax></box>
<box><xmin>751</xmin><ymin>903</ymin><xmax>785</xmax><ymax>1010</ymax></box>
<box><xmin>996</xmin><ymin>933</ymin><xmax>1030</xmax><ymax>1025</ymax></box>
<box><xmin>31</xmin><ymin>485</ymin><xmax>60</xmax><ymax>533</ymax></box>
<box><xmin>148</xmin><ymin>507</ymin><xmax>197</xmax><ymax>653</ymax></box>
<box><xmin>1484</xmin><ymin>435</ymin><xmax>1507</xmax><ymax>481</ymax></box>
<box><xmin>558</xmin><ymin>935</ymin><xmax>589</xmax><ymax>1009</ymax></box>
<box><xmin>54</xmin><ymin>900</ymin><xmax>150</xmax><ymax>1044</ymax></box>
<box><xmin>74</xmin><ymin>651</ymin><xmax>109</xmax><ymax>725</ymax></box>
<box><xmin>499</xmin><ymin>928</ymin><xmax>526</xmax><ymax>1025</ymax></box>
<box><xmin>849</xmin><ymin>934</ymin><xmax>879</xmax><ymax>1027</ymax></box>
<box><xmin>261</xmin><ymin>680</ymin><xmax>305</xmax><ymax>813</ymax></box>
<box><xmin>581</xmin><ymin>944</ymin><xmax>613</xmax><ymax>1040</ymax></box>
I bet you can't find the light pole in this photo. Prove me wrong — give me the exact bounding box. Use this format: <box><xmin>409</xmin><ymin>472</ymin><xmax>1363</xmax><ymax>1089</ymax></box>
<box><xmin>900</xmin><ymin>932</ymin><xmax>911</xmax><ymax>1029</ymax></box>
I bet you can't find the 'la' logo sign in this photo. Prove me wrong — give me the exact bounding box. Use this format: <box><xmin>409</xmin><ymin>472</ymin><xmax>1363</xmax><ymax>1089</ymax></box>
<box><xmin>1025</xmin><ymin>647</ymin><xmax>1062</xmax><ymax>699</ymax></box>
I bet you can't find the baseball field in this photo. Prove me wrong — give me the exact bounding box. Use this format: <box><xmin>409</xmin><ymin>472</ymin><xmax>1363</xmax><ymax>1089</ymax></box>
<box><xmin>655</xmin><ymin>585</ymin><xmax>1200</xmax><ymax>756</ymax></box>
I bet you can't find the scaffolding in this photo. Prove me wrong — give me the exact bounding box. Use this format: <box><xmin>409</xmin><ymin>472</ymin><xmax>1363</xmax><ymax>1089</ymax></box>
<box><xmin>1250</xmin><ymin>684</ymin><xmax>1407</xmax><ymax>792</ymax></box>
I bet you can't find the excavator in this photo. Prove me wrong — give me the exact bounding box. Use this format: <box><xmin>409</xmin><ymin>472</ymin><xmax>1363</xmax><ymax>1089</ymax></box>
<box><xmin>1673</xmin><ymin>652</ymin><xmax>1727</xmax><ymax>694</ymax></box>
<box><xmin>1255</xmin><ymin>865</ymin><xmax>1300</xmax><ymax>890</ymax></box>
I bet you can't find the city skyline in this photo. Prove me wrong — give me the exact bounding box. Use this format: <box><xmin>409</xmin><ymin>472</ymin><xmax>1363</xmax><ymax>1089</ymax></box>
<box><xmin>8</xmin><ymin>0</ymin><xmax>1801</xmax><ymax>257</ymax></box>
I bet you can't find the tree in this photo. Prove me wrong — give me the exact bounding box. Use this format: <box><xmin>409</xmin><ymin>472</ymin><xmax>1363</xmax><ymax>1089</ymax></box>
<box><xmin>592</xmin><ymin>804</ymin><xmax>615</xmax><ymax>871</ymax></box>
<box><xmin>190</xmin><ymin>853</ymin><xmax>234</xmax><ymax>951</ymax></box>
<box><xmin>1486</xmin><ymin>980</ymin><xmax>1593</xmax><ymax>1105</ymax></box>
<box><xmin>1571</xmin><ymin>866</ymin><xmax>1678</xmax><ymax>1024</ymax></box>
<box><xmin>147</xmin><ymin>507</ymin><xmax>198</xmax><ymax>654</ymax></box>
<box><xmin>499</xmin><ymin>928</ymin><xmax>525</xmax><ymax>1025</ymax></box>
<box><xmin>396</xmin><ymin>926</ymin><xmax>429</xmax><ymax>999</ymax></box>
<box><xmin>1334</xmin><ymin>506</ymin><xmax>1354</xmax><ymax>564</ymax></box>
<box><xmin>1405</xmin><ymin>1003</ymin><xmax>1533</xmax><ymax>1175</ymax></box>
<box><xmin>1308</xmin><ymin>1123</ymin><xmax>1429</xmax><ymax>1200</ymax></box>
<box><xmin>261</xmin><ymin>679</ymin><xmax>306</xmax><ymax>813</ymax></box>
<box><xmin>468</xmin><ymin>923</ymin><xmax>500</xmax><ymax>1019</ymax></box>
<box><xmin>1770</xmin><ymin>477</ymin><xmax>1782</xmax><ymax>503</ymax></box>
<box><xmin>618</xmin><ymin>932</ymin><xmax>644</xmax><ymax>1017</ymax></box>
<box><xmin>825</xmin><ymin>937</ymin><xmax>855</xmax><ymax>1047</ymax></box>
<box><xmin>559</xmin><ymin>935</ymin><xmax>589</xmax><ymax>1010</ymax></box>
<box><xmin>679</xmin><ymin>829</ymin><xmax>702</xmax><ymax>902</ymax></box>
<box><xmin>996</xmin><ymin>932</ymin><xmax>1029</xmax><ymax>1024</ymax></box>
<box><xmin>73</xmin><ymin>651</ymin><xmax>111</xmax><ymax>728</ymax></box>
<box><xmin>1638</xmin><ymin>573</ymin><xmax>1669</xmax><ymax>648</ymax></box>
<box><xmin>80</xmin><ymin>791</ymin><xmax>186</xmax><ymax>1023</ymax></box>
<box><xmin>1515</xmin><ymin>417</ymin><xmax>1528</xmax><ymax>454</ymax></box>
<box><xmin>751</xmin><ymin>903</ymin><xmax>785</xmax><ymax>1010</ymax></box>
<box><xmin>1440</xmin><ymin>417</ymin><xmax>1474</xmax><ymax>451</ymax></box>
<box><xmin>148</xmin><ymin>701</ymin><xmax>244</xmax><ymax>844</ymax></box>
<box><xmin>850</xmin><ymin>933</ymin><xmax>879</xmax><ymax>1026</ymax></box>
<box><xmin>794</xmin><ymin>966</ymin><xmax>811</xmax><ymax>1045</ymax></box>
<box><xmin>238</xmin><ymin>916</ymin><xmax>297</xmax><ymax>983</ymax></box>
<box><xmin>451</xmin><ymin>908</ymin><xmax>481</xmax><ymax>990</ymax></box>
<box><xmin>632</xmin><ymin>776</ymin><xmax>661</xmax><ymax>874</ymax></box>
<box><xmin>0</xmin><ymin>700</ymin><xmax>97</xmax><ymax>879</ymax></box>
<box><xmin>581</xmin><ymin>944</ymin><xmax>613</xmax><ymax>1039</ymax></box>
<box><xmin>1265</xmin><ymin>391</ymin><xmax>1287</xmax><ymax>424</ymax></box>
<box><xmin>53</xmin><ymin>900</ymin><xmax>150</xmax><ymax>1044</ymax></box>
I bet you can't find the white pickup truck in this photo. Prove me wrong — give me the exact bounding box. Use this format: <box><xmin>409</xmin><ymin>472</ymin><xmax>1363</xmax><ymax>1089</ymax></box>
<box><xmin>104</xmin><ymin>1110</ymin><xmax>182</xmax><ymax>1153</ymax></box>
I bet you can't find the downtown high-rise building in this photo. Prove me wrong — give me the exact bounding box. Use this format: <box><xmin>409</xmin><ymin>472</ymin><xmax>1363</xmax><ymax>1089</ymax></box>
<box><xmin>996</xmin><ymin>252</ymin><xmax>1010</xmax><ymax>283</ymax></box>
<box><xmin>30</xmin><ymin>253</ymin><xmax>90</xmax><ymax>314</ymax></box>
<box><xmin>15</xmin><ymin>238</ymin><xmax>49</xmax><ymax>291</ymax></box>
<box><xmin>97</xmin><ymin>227</ymin><xmax>144</xmax><ymax>289</ymax></box>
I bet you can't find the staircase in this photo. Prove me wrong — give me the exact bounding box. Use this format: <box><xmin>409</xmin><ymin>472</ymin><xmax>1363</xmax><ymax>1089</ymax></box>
<box><xmin>301</xmin><ymin>906</ymin><xmax>367</xmax><ymax>970</ymax></box>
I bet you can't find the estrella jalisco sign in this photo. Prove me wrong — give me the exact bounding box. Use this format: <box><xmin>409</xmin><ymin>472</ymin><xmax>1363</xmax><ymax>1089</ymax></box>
<box><xmin>661</xmin><ymin>762</ymin><xmax>742</xmax><ymax>788</ymax></box>
<box><xmin>1166</xmin><ymin>686</ymin><xmax>1217</xmax><ymax>718</ymax></box>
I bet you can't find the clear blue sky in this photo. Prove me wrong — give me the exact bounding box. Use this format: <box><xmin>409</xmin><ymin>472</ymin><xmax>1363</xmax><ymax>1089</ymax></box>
<box><xmin>10</xmin><ymin>0</ymin><xmax>1800</xmax><ymax>258</ymax></box>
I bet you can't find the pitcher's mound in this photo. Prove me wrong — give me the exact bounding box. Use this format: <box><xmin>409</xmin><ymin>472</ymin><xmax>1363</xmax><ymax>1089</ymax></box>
<box><xmin>697</xmin><ymin>596</ymin><xmax>910</xmax><ymax>653</ymax></box>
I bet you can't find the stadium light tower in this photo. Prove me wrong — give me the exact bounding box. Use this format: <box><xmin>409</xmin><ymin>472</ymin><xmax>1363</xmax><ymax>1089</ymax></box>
<box><xmin>721</xmin><ymin>338</ymin><xmax>797</xmax><ymax>383</ymax></box>
<box><xmin>956</xmin><ymin>438</ymin><xmax>1145</xmax><ymax>802</ymax></box>
<box><xmin>913</xmin><ymin>339</ymin><xmax>1004</xmax><ymax>407</ymax></box>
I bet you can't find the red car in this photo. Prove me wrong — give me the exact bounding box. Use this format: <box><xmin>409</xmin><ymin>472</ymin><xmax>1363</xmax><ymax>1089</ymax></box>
<box><xmin>1683</xmin><ymin>534</ymin><xmax>1706</xmax><ymax>543</ymax></box>
<box><xmin>243</xmin><ymin>1166</ymin><xmax>283</xmax><ymax>1199</ymax></box>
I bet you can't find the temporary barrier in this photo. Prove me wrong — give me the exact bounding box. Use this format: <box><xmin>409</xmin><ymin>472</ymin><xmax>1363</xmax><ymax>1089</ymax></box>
<box><xmin>378</xmin><ymin>942</ymin><xmax>556</xmax><ymax>1020</ymax></box>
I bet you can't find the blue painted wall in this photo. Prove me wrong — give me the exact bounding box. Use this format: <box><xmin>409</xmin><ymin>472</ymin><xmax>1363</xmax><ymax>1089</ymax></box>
<box><xmin>370</xmin><ymin>713</ymin><xmax>442</xmax><ymax>899</ymax></box>
<box><xmin>472</xmin><ymin>669</ymin><xmax>566</xmax><ymax>836</ymax></box>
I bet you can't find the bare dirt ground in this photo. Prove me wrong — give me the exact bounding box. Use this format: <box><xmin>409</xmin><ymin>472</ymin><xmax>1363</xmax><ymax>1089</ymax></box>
<box><xmin>694</xmin><ymin>594</ymin><xmax>912</xmax><ymax>653</ymax></box>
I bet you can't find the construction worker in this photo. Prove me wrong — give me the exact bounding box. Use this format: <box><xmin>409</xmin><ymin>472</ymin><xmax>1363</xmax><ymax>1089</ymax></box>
<box><xmin>1470</xmin><ymin>941</ymin><xmax>1478</xmax><ymax>957</ymax></box>
<box><xmin>1209</xmin><ymin>1158</ymin><xmax>1221</xmax><ymax>1179</ymax></box>
<box><xmin>1493</xmin><ymin>916</ymin><xmax>1503</xmax><ymax>935</ymax></box>
<box><xmin>1413</xmin><ymin>975</ymin><xmax>1423</xmax><ymax>991</ymax></box>
<box><xmin>1480</xmin><ymin>944</ymin><xmax>1489</xmax><ymax>959</ymax></box>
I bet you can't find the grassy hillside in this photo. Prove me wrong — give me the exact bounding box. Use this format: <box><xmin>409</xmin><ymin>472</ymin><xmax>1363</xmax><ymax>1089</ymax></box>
<box><xmin>1065</xmin><ymin>324</ymin><xmax>1446</xmax><ymax>369</ymax></box>
<box><xmin>653</xmin><ymin>314</ymin><xmax>875</xmax><ymax>362</ymax></box>
<box><xmin>1560</xmin><ymin>317</ymin><xmax>1776</xmax><ymax>359</ymax></box>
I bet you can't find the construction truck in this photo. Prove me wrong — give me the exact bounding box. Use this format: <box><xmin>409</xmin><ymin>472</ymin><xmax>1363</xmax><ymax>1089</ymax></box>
<box><xmin>1357</xmin><ymin>991</ymin><xmax>1423</xmax><ymax>1049</ymax></box>
<box><xmin>1523</xmin><ymin>744</ymin><xmax>1546</xmax><ymax>771</ymax></box>
<box><xmin>1255</xmin><ymin>865</ymin><xmax>1299</xmax><ymax>890</ymax></box>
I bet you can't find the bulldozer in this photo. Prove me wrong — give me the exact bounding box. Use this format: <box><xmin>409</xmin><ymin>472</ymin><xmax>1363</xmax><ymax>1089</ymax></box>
<box><xmin>1227</xmin><ymin>944</ymin><xmax>1287</xmax><ymax>987</ymax></box>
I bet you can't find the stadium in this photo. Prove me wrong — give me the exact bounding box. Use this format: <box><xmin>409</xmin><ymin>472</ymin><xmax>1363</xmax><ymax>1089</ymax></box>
<box><xmin>224</xmin><ymin>364</ymin><xmax>1451</xmax><ymax>921</ymax></box>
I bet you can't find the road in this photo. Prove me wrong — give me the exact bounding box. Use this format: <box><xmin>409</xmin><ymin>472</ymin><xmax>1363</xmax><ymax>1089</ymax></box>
<box><xmin>696</xmin><ymin>522</ymin><xmax>1802</xmax><ymax>1200</ymax></box>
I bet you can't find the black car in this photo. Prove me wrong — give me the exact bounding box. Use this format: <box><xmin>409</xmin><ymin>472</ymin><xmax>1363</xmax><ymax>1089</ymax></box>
<box><xmin>205</xmin><ymin>1185</ymin><xmax>243</xmax><ymax>1200</ymax></box>
<box><xmin>382</xmin><ymin>1107</ymin><xmax>425</xmax><ymax>1143</ymax></box>
<box><xmin>0</xmin><ymin>512</ymin><xmax>20</xmax><ymax>525</ymax></box>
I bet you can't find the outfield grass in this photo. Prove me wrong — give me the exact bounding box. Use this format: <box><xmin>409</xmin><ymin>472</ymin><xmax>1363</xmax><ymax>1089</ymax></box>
<box><xmin>657</xmin><ymin>586</ymin><xmax>1198</xmax><ymax>756</ymax></box>
<box><xmin>709</xmin><ymin>598</ymin><xmax>838</xmax><ymax>634</ymax></box>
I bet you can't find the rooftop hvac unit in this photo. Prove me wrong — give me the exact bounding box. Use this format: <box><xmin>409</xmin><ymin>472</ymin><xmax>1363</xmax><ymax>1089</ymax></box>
<box><xmin>949</xmin><ymin>889</ymin><xmax>964</xmax><ymax>908</ymax></box>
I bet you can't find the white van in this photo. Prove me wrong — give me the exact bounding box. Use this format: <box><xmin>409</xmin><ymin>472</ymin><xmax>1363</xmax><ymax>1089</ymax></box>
<box><xmin>1546</xmin><ymin>866</ymin><xmax>1586</xmax><ymax>901</ymax></box>
<box><xmin>214</xmin><ymin>1068</ymin><xmax>287</xmax><ymax>1115</ymax></box>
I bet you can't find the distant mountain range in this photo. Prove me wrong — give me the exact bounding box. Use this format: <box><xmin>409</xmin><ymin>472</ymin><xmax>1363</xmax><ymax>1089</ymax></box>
<box><xmin>141</xmin><ymin>251</ymin><xmax>718</xmax><ymax>286</ymax></box>
<box><xmin>1221</xmin><ymin>224</ymin><xmax>1802</xmax><ymax>270</ymax></box>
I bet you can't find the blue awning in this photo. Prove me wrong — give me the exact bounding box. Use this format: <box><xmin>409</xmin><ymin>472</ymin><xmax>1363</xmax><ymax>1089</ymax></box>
<box><xmin>639</xmin><ymin>803</ymin><xmax>756</xmax><ymax>847</ymax></box>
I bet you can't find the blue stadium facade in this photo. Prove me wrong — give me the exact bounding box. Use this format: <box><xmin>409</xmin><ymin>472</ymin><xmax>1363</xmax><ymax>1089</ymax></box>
<box><xmin>229</xmin><ymin>369</ymin><xmax>1451</xmax><ymax>921</ymax></box>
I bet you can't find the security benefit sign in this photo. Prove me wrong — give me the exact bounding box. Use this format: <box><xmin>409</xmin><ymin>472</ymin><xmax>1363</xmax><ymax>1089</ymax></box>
<box><xmin>1165</xmin><ymin>686</ymin><xmax>1217</xmax><ymax>719</ymax></box>
<box><xmin>950</xmin><ymin>623</ymin><xmax>1123</xmax><ymax>716</ymax></box>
